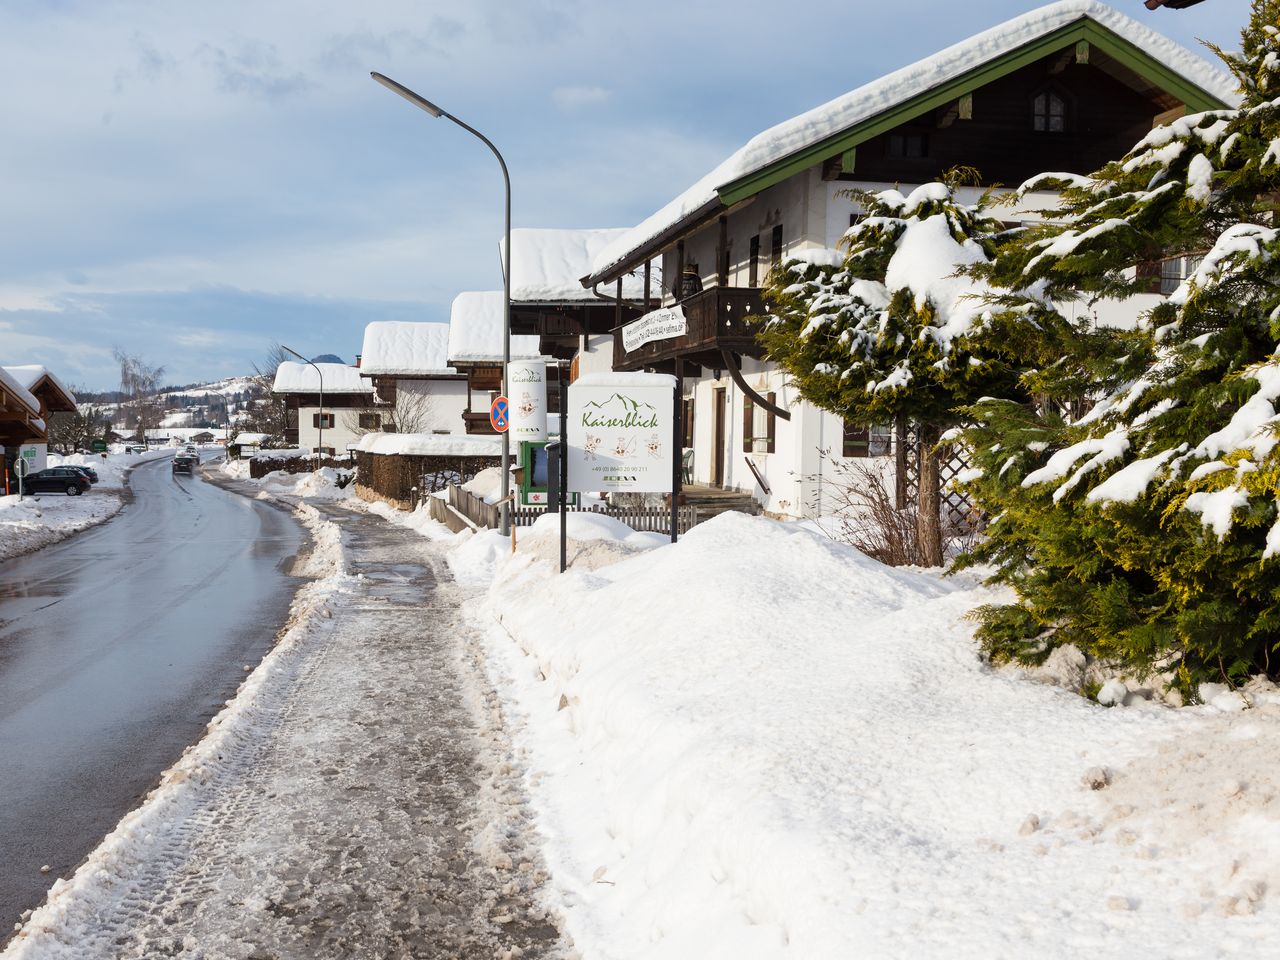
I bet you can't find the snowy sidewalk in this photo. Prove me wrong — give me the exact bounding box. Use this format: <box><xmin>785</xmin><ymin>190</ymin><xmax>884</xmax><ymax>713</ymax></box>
<box><xmin>5</xmin><ymin>501</ymin><xmax>563</xmax><ymax>960</ymax></box>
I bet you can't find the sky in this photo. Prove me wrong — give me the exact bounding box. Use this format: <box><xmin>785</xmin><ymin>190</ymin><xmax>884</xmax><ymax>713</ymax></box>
<box><xmin>0</xmin><ymin>0</ymin><xmax>1251</xmax><ymax>390</ymax></box>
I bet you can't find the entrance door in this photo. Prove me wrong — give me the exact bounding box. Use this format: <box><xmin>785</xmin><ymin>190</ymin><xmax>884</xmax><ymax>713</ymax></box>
<box><xmin>713</xmin><ymin>388</ymin><xmax>727</xmax><ymax>487</ymax></box>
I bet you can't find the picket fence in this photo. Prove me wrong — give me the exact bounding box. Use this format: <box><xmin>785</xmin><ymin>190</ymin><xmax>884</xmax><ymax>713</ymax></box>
<box><xmin>435</xmin><ymin>483</ymin><xmax>698</xmax><ymax>535</ymax></box>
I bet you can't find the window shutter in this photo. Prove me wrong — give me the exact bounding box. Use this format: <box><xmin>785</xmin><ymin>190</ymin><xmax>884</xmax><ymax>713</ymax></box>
<box><xmin>766</xmin><ymin>393</ymin><xmax>776</xmax><ymax>453</ymax></box>
<box><xmin>749</xmin><ymin>234</ymin><xmax>760</xmax><ymax>287</ymax></box>
<box><xmin>312</xmin><ymin>413</ymin><xmax>320</xmax><ymax>429</ymax></box>
<box><xmin>770</xmin><ymin>225</ymin><xmax>783</xmax><ymax>266</ymax></box>
<box><xmin>742</xmin><ymin>396</ymin><xmax>754</xmax><ymax>453</ymax></box>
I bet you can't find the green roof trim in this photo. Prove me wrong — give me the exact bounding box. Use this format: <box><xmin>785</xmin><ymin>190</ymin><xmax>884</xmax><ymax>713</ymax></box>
<box><xmin>716</xmin><ymin>19</ymin><xmax>1231</xmax><ymax>207</ymax></box>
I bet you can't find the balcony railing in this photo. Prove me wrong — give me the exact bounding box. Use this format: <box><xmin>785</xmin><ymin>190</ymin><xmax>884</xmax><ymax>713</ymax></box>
<box><xmin>613</xmin><ymin>286</ymin><xmax>766</xmax><ymax>372</ymax></box>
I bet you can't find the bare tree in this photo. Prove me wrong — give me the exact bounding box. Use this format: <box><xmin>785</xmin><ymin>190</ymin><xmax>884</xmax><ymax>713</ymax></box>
<box><xmin>343</xmin><ymin>380</ymin><xmax>436</xmax><ymax>437</ymax></box>
<box><xmin>113</xmin><ymin>348</ymin><xmax>166</xmax><ymax>440</ymax></box>
<box><xmin>236</xmin><ymin>342</ymin><xmax>291</xmax><ymax>441</ymax></box>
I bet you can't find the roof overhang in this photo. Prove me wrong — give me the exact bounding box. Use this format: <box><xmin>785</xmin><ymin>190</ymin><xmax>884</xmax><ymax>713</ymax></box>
<box><xmin>586</xmin><ymin>13</ymin><xmax>1235</xmax><ymax>285</ymax></box>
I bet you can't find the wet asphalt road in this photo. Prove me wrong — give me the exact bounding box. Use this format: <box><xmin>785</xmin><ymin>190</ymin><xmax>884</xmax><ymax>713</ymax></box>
<box><xmin>0</xmin><ymin>454</ymin><xmax>305</xmax><ymax>933</ymax></box>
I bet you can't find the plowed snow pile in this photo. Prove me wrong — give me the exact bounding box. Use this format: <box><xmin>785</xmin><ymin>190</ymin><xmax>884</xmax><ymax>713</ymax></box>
<box><xmin>469</xmin><ymin>510</ymin><xmax>1280</xmax><ymax>959</ymax></box>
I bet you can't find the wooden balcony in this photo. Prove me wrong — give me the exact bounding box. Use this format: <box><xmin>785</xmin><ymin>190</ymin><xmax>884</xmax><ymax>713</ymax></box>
<box><xmin>463</xmin><ymin>411</ymin><xmax>498</xmax><ymax>435</ymax></box>
<box><xmin>613</xmin><ymin>286</ymin><xmax>766</xmax><ymax>372</ymax></box>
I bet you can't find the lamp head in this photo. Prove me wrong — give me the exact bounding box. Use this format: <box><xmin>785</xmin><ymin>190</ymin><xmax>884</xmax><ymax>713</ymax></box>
<box><xmin>371</xmin><ymin>72</ymin><xmax>445</xmax><ymax>118</ymax></box>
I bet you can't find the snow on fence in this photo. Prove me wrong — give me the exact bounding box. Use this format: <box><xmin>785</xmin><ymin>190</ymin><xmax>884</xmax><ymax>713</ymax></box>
<box><xmin>441</xmin><ymin>482</ymin><xmax>698</xmax><ymax>535</ymax></box>
<box><xmin>248</xmin><ymin>454</ymin><xmax>355</xmax><ymax>480</ymax></box>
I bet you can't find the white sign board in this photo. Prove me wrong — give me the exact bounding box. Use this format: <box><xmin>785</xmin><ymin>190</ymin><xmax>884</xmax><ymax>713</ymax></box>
<box><xmin>507</xmin><ymin>360</ymin><xmax>548</xmax><ymax>443</ymax></box>
<box><xmin>567</xmin><ymin>379</ymin><xmax>673</xmax><ymax>493</ymax></box>
<box><xmin>622</xmin><ymin>306</ymin><xmax>687</xmax><ymax>353</ymax></box>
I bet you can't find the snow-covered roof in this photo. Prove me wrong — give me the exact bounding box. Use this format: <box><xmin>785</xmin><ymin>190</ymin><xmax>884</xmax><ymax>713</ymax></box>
<box><xmin>588</xmin><ymin>0</ymin><xmax>1239</xmax><ymax>281</ymax></box>
<box><xmin>272</xmin><ymin>362</ymin><xmax>372</xmax><ymax>395</ymax></box>
<box><xmin>502</xmin><ymin>228</ymin><xmax>660</xmax><ymax>302</ymax></box>
<box><xmin>2</xmin><ymin>364</ymin><xmax>77</xmax><ymax>408</ymax></box>
<box><xmin>447</xmin><ymin>292</ymin><xmax>548</xmax><ymax>365</ymax></box>
<box><xmin>355</xmin><ymin>432</ymin><xmax>502</xmax><ymax>457</ymax></box>
<box><xmin>358</xmin><ymin>322</ymin><xmax>456</xmax><ymax>377</ymax></box>
<box><xmin>232</xmin><ymin>432</ymin><xmax>272</xmax><ymax>446</ymax></box>
<box><xmin>0</xmin><ymin>366</ymin><xmax>40</xmax><ymax>416</ymax></box>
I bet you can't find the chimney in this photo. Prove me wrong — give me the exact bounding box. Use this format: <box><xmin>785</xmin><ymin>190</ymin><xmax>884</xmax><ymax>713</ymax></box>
<box><xmin>355</xmin><ymin>354</ymin><xmax>362</xmax><ymax>368</ymax></box>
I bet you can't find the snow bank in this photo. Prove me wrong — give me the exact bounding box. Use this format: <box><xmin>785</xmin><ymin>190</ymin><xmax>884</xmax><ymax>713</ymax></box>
<box><xmin>467</xmin><ymin>511</ymin><xmax>1278</xmax><ymax>957</ymax></box>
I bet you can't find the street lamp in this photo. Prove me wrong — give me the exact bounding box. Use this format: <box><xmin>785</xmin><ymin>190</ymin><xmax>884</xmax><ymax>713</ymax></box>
<box><xmin>371</xmin><ymin>71</ymin><xmax>513</xmax><ymax>536</ymax></box>
<box><xmin>281</xmin><ymin>345</ymin><xmax>324</xmax><ymax>467</ymax></box>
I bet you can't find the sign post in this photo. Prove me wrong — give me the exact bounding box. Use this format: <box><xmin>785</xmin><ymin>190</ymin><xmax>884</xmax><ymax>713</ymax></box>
<box><xmin>14</xmin><ymin>454</ymin><xmax>28</xmax><ymax>500</ymax></box>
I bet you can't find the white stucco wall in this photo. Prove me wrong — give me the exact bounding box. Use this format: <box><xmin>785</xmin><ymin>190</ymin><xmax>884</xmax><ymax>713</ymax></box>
<box><xmin>394</xmin><ymin>378</ymin><xmax>470</xmax><ymax>433</ymax></box>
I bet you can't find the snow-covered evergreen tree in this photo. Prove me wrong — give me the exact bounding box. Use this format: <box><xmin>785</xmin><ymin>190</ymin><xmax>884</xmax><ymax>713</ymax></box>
<box><xmin>761</xmin><ymin>177</ymin><xmax>1061</xmax><ymax>564</ymax></box>
<box><xmin>958</xmin><ymin>1</ymin><xmax>1280</xmax><ymax>696</ymax></box>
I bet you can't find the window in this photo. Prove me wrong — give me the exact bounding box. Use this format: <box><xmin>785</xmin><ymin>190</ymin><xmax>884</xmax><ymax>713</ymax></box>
<box><xmin>312</xmin><ymin>412</ymin><xmax>335</xmax><ymax>429</ymax></box>
<box><xmin>1033</xmin><ymin>90</ymin><xmax>1066</xmax><ymax>132</ymax></box>
<box><xmin>682</xmin><ymin>398</ymin><xmax>695</xmax><ymax>449</ymax></box>
<box><xmin>888</xmin><ymin>133</ymin><xmax>928</xmax><ymax>158</ymax></box>
<box><xmin>770</xmin><ymin>224</ymin><xmax>784</xmax><ymax>266</ymax></box>
<box><xmin>743</xmin><ymin>394</ymin><xmax>778</xmax><ymax>454</ymax></box>
<box><xmin>1160</xmin><ymin>254</ymin><xmax>1204</xmax><ymax>295</ymax></box>
<box><xmin>749</xmin><ymin>234</ymin><xmax>760</xmax><ymax>287</ymax></box>
<box><xmin>358</xmin><ymin>412</ymin><xmax>381</xmax><ymax>430</ymax></box>
<box><xmin>843</xmin><ymin>421</ymin><xmax>893</xmax><ymax>458</ymax></box>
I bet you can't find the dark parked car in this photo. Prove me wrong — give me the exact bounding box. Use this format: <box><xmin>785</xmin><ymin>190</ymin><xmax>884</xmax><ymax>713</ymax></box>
<box><xmin>172</xmin><ymin>456</ymin><xmax>196</xmax><ymax>475</ymax></box>
<box><xmin>65</xmin><ymin>465</ymin><xmax>98</xmax><ymax>484</ymax></box>
<box><xmin>21</xmin><ymin>467</ymin><xmax>92</xmax><ymax>496</ymax></box>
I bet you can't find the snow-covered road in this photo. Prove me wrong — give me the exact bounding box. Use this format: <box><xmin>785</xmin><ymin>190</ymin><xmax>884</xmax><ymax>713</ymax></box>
<box><xmin>5</xmin><ymin>498</ymin><xmax>563</xmax><ymax>959</ymax></box>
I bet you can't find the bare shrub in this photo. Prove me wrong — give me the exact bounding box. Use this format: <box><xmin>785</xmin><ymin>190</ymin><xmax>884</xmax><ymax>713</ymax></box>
<box><xmin>811</xmin><ymin>455</ymin><xmax>924</xmax><ymax>566</ymax></box>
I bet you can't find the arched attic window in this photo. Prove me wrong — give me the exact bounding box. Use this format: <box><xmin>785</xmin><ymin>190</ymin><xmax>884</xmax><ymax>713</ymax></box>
<box><xmin>1032</xmin><ymin>88</ymin><xmax>1067</xmax><ymax>132</ymax></box>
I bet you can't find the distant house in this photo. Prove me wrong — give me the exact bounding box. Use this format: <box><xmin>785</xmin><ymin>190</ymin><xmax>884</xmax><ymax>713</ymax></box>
<box><xmin>357</xmin><ymin>322</ymin><xmax>468</xmax><ymax>435</ymax></box>
<box><xmin>503</xmin><ymin>228</ymin><xmax>657</xmax><ymax>380</ymax></box>
<box><xmin>447</xmin><ymin>292</ymin><xmax>551</xmax><ymax>435</ymax></box>
<box><xmin>580</xmin><ymin>0</ymin><xmax>1236</xmax><ymax>519</ymax></box>
<box><xmin>271</xmin><ymin>361</ymin><xmax>375</xmax><ymax>455</ymax></box>
<box><xmin>230</xmin><ymin>432</ymin><xmax>272</xmax><ymax>459</ymax></box>
<box><xmin>1</xmin><ymin>364</ymin><xmax>78</xmax><ymax>474</ymax></box>
<box><xmin>190</xmin><ymin>430</ymin><xmax>217</xmax><ymax>444</ymax></box>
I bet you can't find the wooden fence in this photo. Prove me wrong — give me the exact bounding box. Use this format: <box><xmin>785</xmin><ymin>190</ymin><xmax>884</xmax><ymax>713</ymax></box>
<box><xmin>354</xmin><ymin>451</ymin><xmax>500</xmax><ymax>508</ymax></box>
<box><xmin>249</xmin><ymin>454</ymin><xmax>354</xmax><ymax>480</ymax></box>
<box><xmin>440</xmin><ymin>483</ymin><xmax>699</xmax><ymax>535</ymax></box>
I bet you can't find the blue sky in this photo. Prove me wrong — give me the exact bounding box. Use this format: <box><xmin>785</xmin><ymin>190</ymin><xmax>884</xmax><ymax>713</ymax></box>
<box><xmin>0</xmin><ymin>0</ymin><xmax>1250</xmax><ymax>390</ymax></box>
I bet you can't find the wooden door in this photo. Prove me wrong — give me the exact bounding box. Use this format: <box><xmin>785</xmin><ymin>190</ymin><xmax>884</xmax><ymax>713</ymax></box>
<box><xmin>713</xmin><ymin>388</ymin><xmax>727</xmax><ymax>487</ymax></box>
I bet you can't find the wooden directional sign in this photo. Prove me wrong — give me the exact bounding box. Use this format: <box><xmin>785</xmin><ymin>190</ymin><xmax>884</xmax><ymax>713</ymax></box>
<box><xmin>489</xmin><ymin>395</ymin><xmax>510</xmax><ymax>433</ymax></box>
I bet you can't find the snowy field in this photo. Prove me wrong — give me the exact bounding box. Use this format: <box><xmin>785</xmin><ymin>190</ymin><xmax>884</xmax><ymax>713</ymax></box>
<box><xmin>0</xmin><ymin>449</ymin><xmax>170</xmax><ymax>562</ymax></box>
<box><xmin>11</xmin><ymin>480</ymin><xmax>1280</xmax><ymax>957</ymax></box>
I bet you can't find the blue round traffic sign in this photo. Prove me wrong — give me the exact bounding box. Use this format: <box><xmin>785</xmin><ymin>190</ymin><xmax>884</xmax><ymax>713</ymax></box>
<box><xmin>490</xmin><ymin>395</ymin><xmax>510</xmax><ymax>433</ymax></box>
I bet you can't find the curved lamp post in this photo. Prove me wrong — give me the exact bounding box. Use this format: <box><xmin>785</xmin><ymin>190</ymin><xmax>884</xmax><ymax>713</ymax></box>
<box><xmin>281</xmin><ymin>345</ymin><xmax>323</xmax><ymax>467</ymax></box>
<box><xmin>370</xmin><ymin>71</ymin><xmax>512</xmax><ymax>536</ymax></box>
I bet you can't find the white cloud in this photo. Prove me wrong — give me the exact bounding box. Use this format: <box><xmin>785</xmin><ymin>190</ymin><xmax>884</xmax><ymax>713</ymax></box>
<box><xmin>552</xmin><ymin>85</ymin><xmax>612</xmax><ymax>111</ymax></box>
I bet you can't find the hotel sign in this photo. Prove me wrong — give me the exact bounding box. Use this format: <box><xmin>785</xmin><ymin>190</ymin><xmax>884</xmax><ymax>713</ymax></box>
<box><xmin>567</xmin><ymin>379</ymin><xmax>673</xmax><ymax>493</ymax></box>
<box><xmin>622</xmin><ymin>306</ymin><xmax>687</xmax><ymax>353</ymax></box>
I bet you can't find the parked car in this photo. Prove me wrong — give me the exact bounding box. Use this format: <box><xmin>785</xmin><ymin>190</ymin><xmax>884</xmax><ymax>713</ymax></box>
<box><xmin>21</xmin><ymin>467</ymin><xmax>92</xmax><ymax>496</ymax></box>
<box><xmin>172</xmin><ymin>456</ymin><xmax>196</xmax><ymax>475</ymax></box>
<box><xmin>65</xmin><ymin>465</ymin><xmax>98</xmax><ymax>484</ymax></box>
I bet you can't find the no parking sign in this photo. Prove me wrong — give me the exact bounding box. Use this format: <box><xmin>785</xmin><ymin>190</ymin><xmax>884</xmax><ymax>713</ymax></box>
<box><xmin>489</xmin><ymin>395</ymin><xmax>510</xmax><ymax>433</ymax></box>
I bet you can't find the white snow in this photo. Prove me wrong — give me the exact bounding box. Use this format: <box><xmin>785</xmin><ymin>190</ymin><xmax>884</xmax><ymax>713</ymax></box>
<box><xmin>1</xmin><ymin>364</ymin><xmax>76</xmax><ymax>406</ymax></box>
<box><xmin>589</xmin><ymin>1</ymin><xmax>1237</xmax><ymax>280</ymax></box>
<box><xmin>0</xmin><ymin>366</ymin><xmax>40</xmax><ymax>416</ymax></box>
<box><xmin>1184</xmin><ymin>485</ymin><xmax>1250</xmax><ymax>538</ymax></box>
<box><xmin>882</xmin><ymin>204</ymin><xmax>992</xmax><ymax>339</ymax></box>
<box><xmin>504</xmin><ymin>228</ymin><xmax>659</xmax><ymax>302</ymax></box>
<box><xmin>447</xmin><ymin>292</ymin><xmax>548</xmax><ymax>364</ymax></box>
<box><xmin>1085</xmin><ymin>447</ymin><xmax>1180</xmax><ymax>505</ymax></box>
<box><xmin>358</xmin><ymin>321</ymin><xmax>456</xmax><ymax>376</ymax></box>
<box><xmin>1186</xmin><ymin>152</ymin><xmax>1216</xmax><ymax>203</ymax></box>
<box><xmin>1021</xmin><ymin>428</ymin><xmax>1130</xmax><ymax>500</ymax></box>
<box><xmin>354</xmin><ymin>432</ymin><xmax>502</xmax><ymax>457</ymax></box>
<box><xmin>231</xmin><ymin>432</ymin><xmax>272</xmax><ymax>447</ymax></box>
<box><xmin>271</xmin><ymin>361</ymin><xmax>371</xmax><ymax>395</ymax></box>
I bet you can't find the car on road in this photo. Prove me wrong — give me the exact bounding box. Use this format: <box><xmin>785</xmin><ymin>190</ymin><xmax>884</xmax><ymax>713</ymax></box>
<box><xmin>65</xmin><ymin>465</ymin><xmax>98</xmax><ymax>484</ymax></box>
<box><xmin>172</xmin><ymin>456</ymin><xmax>196</xmax><ymax>475</ymax></box>
<box><xmin>21</xmin><ymin>467</ymin><xmax>92</xmax><ymax>496</ymax></box>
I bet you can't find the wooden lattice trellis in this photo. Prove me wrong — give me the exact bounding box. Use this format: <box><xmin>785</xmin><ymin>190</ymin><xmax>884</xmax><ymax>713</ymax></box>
<box><xmin>893</xmin><ymin>417</ymin><xmax>980</xmax><ymax>533</ymax></box>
